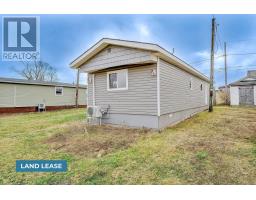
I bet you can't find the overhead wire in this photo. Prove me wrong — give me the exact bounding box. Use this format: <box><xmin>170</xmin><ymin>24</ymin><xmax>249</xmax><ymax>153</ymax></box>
<box><xmin>190</xmin><ymin>19</ymin><xmax>256</xmax><ymax>73</ymax></box>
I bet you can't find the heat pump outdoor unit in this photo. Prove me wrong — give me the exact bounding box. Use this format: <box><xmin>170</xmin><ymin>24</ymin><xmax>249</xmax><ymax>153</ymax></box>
<box><xmin>38</xmin><ymin>103</ymin><xmax>46</xmax><ymax>112</ymax></box>
<box><xmin>87</xmin><ymin>106</ymin><xmax>103</xmax><ymax>125</ymax></box>
<box><xmin>87</xmin><ymin>106</ymin><xmax>102</xmax><ymax>118</ymax></box>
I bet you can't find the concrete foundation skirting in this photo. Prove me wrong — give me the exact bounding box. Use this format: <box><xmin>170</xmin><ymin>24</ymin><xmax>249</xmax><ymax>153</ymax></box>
<box><xmin>101</xmin><ymin>113</ymin><xmax>159</xmax><ymax>129</ymax></box>
<box><xmin>0</xmin><ymin>105</ymin><xmax>86</xmax><ymax>114</ymax></box>
<box><xmin>98</xmin><ymin>106</ymin><xmax>208</xmax><ymax>129</ymax></box>
<box><xmin>158</xmin><ymin>106</ymin><xmax>208</xmax><ymax>129</ymax></box>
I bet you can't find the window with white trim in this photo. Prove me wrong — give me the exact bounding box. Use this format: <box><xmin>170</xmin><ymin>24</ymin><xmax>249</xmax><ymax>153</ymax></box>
<box><xmin>107</xmin><ymin>69</ymin><xmax>128</xmax><ymax>91</ymax></box>
<box><xmin>55</xmin><ymin>87</ymin><xmax>63</xmax><ymax>96</ymax></box>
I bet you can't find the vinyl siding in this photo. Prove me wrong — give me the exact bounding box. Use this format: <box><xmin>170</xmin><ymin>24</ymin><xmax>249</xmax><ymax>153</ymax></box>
<box><xmin>0</xmin><ymin>84</ymin><xmax>15</xmax><ymax>107</ymax></box>
<box><xmin>0</xmin><ymin>83</ymin><xmax>87</xmax><ymax>107</ymax></box>
<box><xmin>89</xmin><ymin>64</ymin><xmax>157</xmax><ymax>115</ymax></box>
<box><xmin>81</xmin><ymin>45</ymin><xmax>157</xmax><ymax>72</ymax></box>
<box><xmin>159</xmin><ymin>59</ymin><xmax>209</xmax><ymax>115</ymax></box>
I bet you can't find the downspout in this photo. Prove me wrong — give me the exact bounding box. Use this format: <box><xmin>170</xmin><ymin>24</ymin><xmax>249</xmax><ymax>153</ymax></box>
<box><xmin>86</xmin><ymin>75</ymin><xmax>89</xmax><ymax>107</ymax></box>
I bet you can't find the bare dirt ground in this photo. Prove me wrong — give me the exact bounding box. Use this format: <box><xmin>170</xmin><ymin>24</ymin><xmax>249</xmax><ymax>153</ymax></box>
<box><xmin>45</xmin><ymin>123</ymin><xmax>152</xmax><ymax>158</ymax></box>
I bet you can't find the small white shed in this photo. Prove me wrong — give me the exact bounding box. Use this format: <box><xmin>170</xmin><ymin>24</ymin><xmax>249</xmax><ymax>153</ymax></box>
<box><xmin>229</xmin><ymin>70</ymin><xmax>256</xmax><ymax>106</ymax></box>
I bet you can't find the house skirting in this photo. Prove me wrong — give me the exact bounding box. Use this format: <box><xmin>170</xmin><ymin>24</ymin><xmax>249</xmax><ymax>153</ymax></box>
<box><xmin>97</xmin><ymin>106</ymin><xmax>208</xmax><ymax>129</ymax></box>
<box><xmin>0</xmin><ymin>105</ymin><xmax>86</xmax><ymax>114</ymax></box>
<box><xmin>101</xmin><ymin>113</ymin><xmax>159</xmax><ymax>129</ymax></box>
<box><xmin>158</xmin><ymin>106</ymin><xmax>208</xmax><ymax>129</ymax></box>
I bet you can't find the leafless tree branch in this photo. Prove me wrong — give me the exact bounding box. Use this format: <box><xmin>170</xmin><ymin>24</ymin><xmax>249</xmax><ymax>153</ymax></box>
<box><xmin>12</xmin><ymin>61</ymin><xmax>58</xmax><ymax>82</ymax></box>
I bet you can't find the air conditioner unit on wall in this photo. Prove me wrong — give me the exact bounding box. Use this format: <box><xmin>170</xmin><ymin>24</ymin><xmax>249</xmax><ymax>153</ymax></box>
<box><xmin>87</xmin><ymin>106</ymin><xmax>102</xmax><ymax>118</ymax></box>
<box><xmin>38</xmin><ymin>103</ymin><xmax>46</xmax><ymax>112</ymax></box>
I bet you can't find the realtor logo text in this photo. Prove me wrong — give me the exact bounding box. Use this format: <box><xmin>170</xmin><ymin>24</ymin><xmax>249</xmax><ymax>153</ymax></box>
<box><xmin>2</xmin><ymin>16</ymin><xmax>40</xmax><ymax>61</ymax></box>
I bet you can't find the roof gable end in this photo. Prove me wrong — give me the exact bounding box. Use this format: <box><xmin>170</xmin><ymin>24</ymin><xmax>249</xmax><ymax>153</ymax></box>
<box><xmin>80</xmin><ymin>44</ymin><xmax>157</xmax><ymax>72</ymax></box>
<box><xmin>70</xmin><ymin>38</ymin><xmax>210</xmax><ymax>82</ymax></box>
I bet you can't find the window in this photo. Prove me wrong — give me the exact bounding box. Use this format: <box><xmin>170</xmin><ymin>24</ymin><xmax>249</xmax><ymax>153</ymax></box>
<box><xmin>189</xmin><ymin>78</ymin><xmax>193</xmax><ymax>90</ymax></box>
<box><xmin>55</xmin><ymin>87</ymin><xmax>63</xmax><ymax>96</ymax></box>
<box><xmin>107</xmin><ymin>69</ymin><xmax>128</xmax><ymax>91</ymax></box>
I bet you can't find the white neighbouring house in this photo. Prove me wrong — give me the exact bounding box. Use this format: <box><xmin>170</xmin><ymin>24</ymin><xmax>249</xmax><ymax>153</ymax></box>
<box><xmin>229</xmin><ymin>70</ymin><xmax>256</xmax><ymax>106</ymax></box>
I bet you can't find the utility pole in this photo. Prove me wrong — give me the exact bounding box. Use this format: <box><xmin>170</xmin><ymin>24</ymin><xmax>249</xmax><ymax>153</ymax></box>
<box><xmin>75</xmin><ymin>68</ymin><xmax>80</xmax><ymax>108</ymax></box>
<box><xmin>224</xmin><ymin>42</ymin><xmax>228</xmax><ymax>105</ymax></box>
<box><xmin>209</xmin><ymin>17</ymin><xmax>216</xmax><ymax>112</ymax></box>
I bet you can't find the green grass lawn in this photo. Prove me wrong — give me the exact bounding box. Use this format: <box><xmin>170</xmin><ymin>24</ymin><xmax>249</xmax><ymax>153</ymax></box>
<box><xmin>0</xmin><ymin>106</ymin><xmax>255</xmax><ymax>184</ymax></box>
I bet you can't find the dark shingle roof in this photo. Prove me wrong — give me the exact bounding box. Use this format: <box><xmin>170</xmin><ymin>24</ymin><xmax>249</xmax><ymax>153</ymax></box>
<box><xmin>229</xmin><ymin>70</ymin><xmax>256</xmax><ymax>86</ymax></box>
<box><xmin>0</xmin><ymin>77</ymin><xmax>87</xmax><ymax>88</ymax></box>
<box><xmin>229</xmin><ymin>77</ymin><xmax>256</xmax><ymax>86</ymax></box>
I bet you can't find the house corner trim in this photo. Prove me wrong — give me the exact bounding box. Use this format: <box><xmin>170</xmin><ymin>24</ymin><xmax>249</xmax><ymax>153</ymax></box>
<box><xmin>92</xmin><ymin>74</ymin><xmax>95</xmax><ymax>106</ymax></box>
<box><xmin>157</xmin><ymin>57</ymin><xmax>160</xmax><ymax>116</ymax></box>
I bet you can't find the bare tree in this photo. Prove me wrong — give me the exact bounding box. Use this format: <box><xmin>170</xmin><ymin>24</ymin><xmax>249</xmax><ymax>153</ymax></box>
<box><xmin>13</xmin><ymin>61</ymin><xmax>58</xmax><ymax>82</ymax></box>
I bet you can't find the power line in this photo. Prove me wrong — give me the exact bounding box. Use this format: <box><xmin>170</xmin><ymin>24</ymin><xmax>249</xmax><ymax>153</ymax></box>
<box><xmin>227</xmin><ymin>52</ymin><xmax>256</xmax><ymax>56</ymax></box>
<box><xmin>217</xmin><ymin>64</ymin><xmax>256</xmax><ymax>71</ymax></box>
<box><xmin>228</xmin><ymin>65</ymin><xmax>256</xmax><ymax>69</ymax></box>
<box><xmin>189</xmin><ymin>54</ymin><xmax>224</xmax><ymax>65</ymax></box>
<box><xmin>190</xmin><ymin>52</ymin><xmax>256</xmax><ymax>66</ymax></box>
<box><xmin>216</xmin><ymin>24</ymin><xmax>224</xmax><ymax>53</ymax></box>
<box><xmin>214</xmin><ymin>35</ymin><xmax>219</xmax><ymax>54</ymax></box>
<box><xmin>226</xmin><ymin>38</ymin><xmax>256</xmax><ymax>44</ymax></box>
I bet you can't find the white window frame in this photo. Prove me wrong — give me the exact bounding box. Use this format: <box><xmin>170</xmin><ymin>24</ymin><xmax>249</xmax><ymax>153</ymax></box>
<box><xmin>55</xmin><ymin>86</ymin><xmax>63</xmax><ymax>96</ymax></box>
<box><xmin>107</xmin><ymin>69</ymin><xmax>128</xmax><ymax>91</ymax></box>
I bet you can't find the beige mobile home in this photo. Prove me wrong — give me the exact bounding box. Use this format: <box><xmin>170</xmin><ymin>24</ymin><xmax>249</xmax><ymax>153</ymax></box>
<box><xmin>0</xmin><ymin>77</ymin><xmax>87</xmax><ymax>113</ymax></box>
<box><xmin>70</xmin><ymin>38</ymin><xmax>210</xmax><ymax>129</ymax></box>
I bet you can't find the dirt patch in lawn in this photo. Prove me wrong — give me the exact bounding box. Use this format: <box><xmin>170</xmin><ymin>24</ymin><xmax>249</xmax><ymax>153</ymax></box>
<box><xmin>44</xmin><ymin>122</ymin><xmax>152</xmax><ymax>158</ymax></box>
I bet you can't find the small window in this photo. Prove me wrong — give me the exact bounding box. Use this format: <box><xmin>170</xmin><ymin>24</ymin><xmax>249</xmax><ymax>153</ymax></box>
<box><xmin>200</xmin><ymin>84</ymin><xmax>203</xmax><ymax>91</ymax></box>
<box><xmin>189</xmin><ymin>78</ymin><xmax>193</xmax><ymax>90</ymax></box>
<box><xmin>55</xmin><ymin>87</ymin><xmax>63</xmax><ymax>96</ymax></box>
<box><xmin>107</xmin><ymin>69</ymin><xmax>128</xmax><ymax>91</ymax></box>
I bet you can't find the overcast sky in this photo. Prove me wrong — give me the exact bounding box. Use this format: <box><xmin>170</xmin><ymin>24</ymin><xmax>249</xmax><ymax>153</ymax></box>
<box><xmin>1</xmin><ymin>14</ymin><xmax>256</xmax><ymax>86</ymax></box>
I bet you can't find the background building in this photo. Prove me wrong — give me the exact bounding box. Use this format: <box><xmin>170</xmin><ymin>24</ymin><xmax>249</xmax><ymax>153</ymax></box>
<box><xmin>229</xmin><ymin>70</ymin><xmax>256</xmax><ymax>106</ymax></box>
<box><xmin>0</xmin><ymin>77</ymin><xmax>87</xmax><ymax>113</ymax></box>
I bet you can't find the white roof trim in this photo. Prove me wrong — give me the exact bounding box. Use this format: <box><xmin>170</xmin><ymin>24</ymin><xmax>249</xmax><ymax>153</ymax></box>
<box><xmin>70</xmin><ymin>38</ymin><xmax>210</xmax><ymax>82</ymax></box>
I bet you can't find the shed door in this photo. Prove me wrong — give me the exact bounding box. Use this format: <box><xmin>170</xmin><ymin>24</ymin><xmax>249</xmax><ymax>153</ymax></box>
<box><xmin>239</xmin><ymin>86</ymin><xmax>254</xmax><ymax>105</ymax></box>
